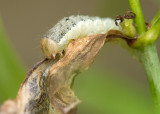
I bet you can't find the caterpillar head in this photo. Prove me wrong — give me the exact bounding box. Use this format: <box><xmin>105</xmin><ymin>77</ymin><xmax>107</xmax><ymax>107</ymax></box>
<box><xmin>40</xmin><ymin>38</ymin><xmax>60</xmax><ymax>59</ymax></box>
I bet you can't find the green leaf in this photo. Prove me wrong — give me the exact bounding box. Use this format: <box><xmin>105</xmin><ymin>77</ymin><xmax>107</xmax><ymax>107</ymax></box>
<box><xmin>151</xmin><ymin>9</ymin><xmax>160</xmax><ymax>25</ymax></box>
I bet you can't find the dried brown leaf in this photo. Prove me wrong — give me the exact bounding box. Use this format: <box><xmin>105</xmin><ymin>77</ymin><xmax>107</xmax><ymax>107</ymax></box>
<box><xmin>0</xmin><ymin>34</ymin><xmax>106</xmax><ymax>114</ymax></box>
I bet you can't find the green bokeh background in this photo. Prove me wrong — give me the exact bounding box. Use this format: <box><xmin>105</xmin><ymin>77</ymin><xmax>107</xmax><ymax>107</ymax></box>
<box><xmin>0</xmin><ymin>0</ymin><xmax>159</xmax><ymax>113</ymax></box>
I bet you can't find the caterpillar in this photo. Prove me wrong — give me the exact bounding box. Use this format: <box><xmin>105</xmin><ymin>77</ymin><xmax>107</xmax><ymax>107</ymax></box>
<box><xmin>40</xmin><ymin>15</ymin><xmax>121</xmax><ymax>59</ymax></box>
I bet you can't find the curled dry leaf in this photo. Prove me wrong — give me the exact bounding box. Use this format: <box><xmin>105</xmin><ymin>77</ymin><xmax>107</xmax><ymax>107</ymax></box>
<box><xmin>0</xmin><ymin>34</ymin><xmax>106</xmax><ymax>114</ymax></box>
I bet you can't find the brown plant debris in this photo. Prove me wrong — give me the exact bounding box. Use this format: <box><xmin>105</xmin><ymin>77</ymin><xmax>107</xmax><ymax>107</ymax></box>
<box><xmin>0</xmin><ymin>34</ymin><xmax>106</xmax><ymax>114</ymax></box>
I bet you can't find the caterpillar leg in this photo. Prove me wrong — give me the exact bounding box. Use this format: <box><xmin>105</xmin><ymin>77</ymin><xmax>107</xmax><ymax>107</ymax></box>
<box><xmin>40</xmin><ymin>38</ymin><xmax>60</xmax><ymax>59</ymax></box>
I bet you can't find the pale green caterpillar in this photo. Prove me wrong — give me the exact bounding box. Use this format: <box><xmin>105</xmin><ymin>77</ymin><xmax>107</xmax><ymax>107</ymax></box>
<box><xmin>40</xmin><ymin>15</ymin><xmax>121</xmax><ymax>59</ymax></box>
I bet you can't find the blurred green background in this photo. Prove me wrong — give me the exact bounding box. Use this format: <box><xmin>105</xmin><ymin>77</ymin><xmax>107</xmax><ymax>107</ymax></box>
<box><xmin>0</xmin><ymin>0</ymin><xmax>159</xmax><ymax>114</ymax></box>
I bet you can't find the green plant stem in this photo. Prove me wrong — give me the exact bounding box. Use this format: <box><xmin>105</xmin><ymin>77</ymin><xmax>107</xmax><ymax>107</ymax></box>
<box><xmin>129</xmin><ymin>0</ymin><xmax>146</xmax><ymax>35</ymax></box>
<box><xmin>128</xmin><ymin>0</ymin><xmax>160</xmax><ymax>113</ymax></box>
<box><xmin>138</xmin><ymin>43</ymin><xmax>160</xmax><ymax>113</ymax></box>
<box><xmin>132</xmin><ymin>17</ymin><xmax>160</xmax><ymax>48</ymax></box>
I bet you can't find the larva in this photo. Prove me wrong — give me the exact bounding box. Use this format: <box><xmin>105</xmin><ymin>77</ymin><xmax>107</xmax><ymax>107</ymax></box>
<box><xmin>40</xmin><ymin>15</ymin><xmax>121</xmax><ymax>59</ymax></box>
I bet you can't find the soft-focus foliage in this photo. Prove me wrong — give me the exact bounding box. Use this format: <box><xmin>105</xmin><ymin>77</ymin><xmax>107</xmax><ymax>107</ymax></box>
<box><xmin>0</xmin><ymin>17</ymin><xmax>25</xmax><ymax>102</ymax></box>
<box><xmin>74</xmin><ymin>69</ymin><xmax>154</xmax><ymax>114</ymax></box>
